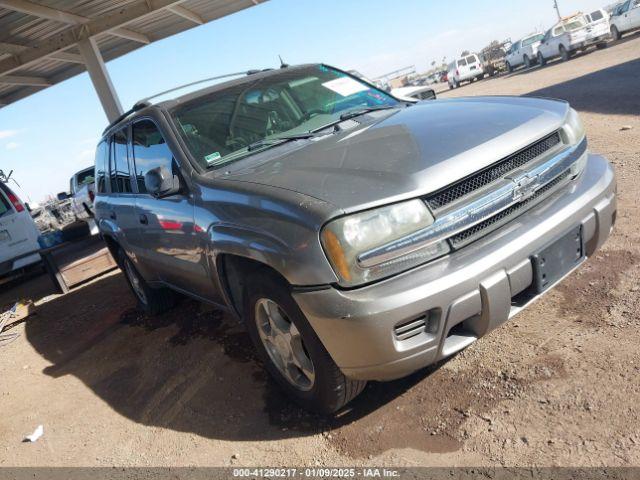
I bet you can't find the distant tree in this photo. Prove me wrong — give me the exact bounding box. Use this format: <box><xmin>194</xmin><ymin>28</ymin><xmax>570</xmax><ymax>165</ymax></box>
<box><xmin>430</xmin><ymin>60</ymin><xmax>436</xmax><ymax>67</ymax></box>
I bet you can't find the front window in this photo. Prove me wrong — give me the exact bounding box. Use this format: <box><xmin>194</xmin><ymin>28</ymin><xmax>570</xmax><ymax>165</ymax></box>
<box><xmin>171</xmin><ymin>65</ymin><xmax>399</xmax><ymax>169</ymax></box>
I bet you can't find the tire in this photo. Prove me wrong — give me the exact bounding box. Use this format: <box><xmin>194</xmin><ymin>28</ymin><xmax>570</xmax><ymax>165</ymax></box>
<box><xmin>524</xmin><ymin>55</ymin><xmax>531</xmax><ymax>69</ymax></box>
<box><xmin>596</xmin><ymin>42</ymin><xmax>608</xmax><ymax>49</ymax></box>
<box><xmin>537</xmin><ymin>51</ymin><xmax>546</xmax><ymax>66</ymax></box>
<box><xmin>611</xmin><ymin>25</ymin><xmax>621</xmax><ymax>41</ymax></box>
<box><xmin>454</xmin><ymin>79</ymin><xmax>460</xmax><ymax>88</ymax></box>
<box><xmin>243</xmin><ymin>271</ymin><xmax>366</xmax><ymax>414</ymax></box>
<box><xmin>559</xmin><ymin>45</ymin><xmax>570</xmax><ymax>62</ymax></box>
<box><xmin>119</xmin><ymin>250</ymin><xmax>176</xmax><ymax>316</ymax></box>
<box><xmin>505</xmin><ymin>61</ymin><xmax>513</xmax><ymax>73</ymax></box>
<box><xmin>448</xmin><ymin>82</ymin><xmax>453</xmax><ymax>90</ymax></box>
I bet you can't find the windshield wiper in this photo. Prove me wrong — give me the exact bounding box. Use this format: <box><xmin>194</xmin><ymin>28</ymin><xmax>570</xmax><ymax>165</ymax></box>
<box><xmin>247</xmin><ymin>132</ymin><xmax>317</xmax><ymax>152</ymax></box>
<box><xmin>339</xmin><ymin>105</ymin><xmax>397</xmax><ymax>121</ymax></box>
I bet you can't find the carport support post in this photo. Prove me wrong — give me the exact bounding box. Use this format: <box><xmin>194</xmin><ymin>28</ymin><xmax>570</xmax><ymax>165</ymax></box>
<box><xmin>77</xmin><ymin>37</ymin><xmax>123</xmax><ymax>122</ymax></box>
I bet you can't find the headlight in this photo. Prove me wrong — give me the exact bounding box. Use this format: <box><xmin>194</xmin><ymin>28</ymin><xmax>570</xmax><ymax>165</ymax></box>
<box><xmin>564</xmin><ymin>108</ymin><xmax>585</xmax><ymax>145</ymax></box>
<box><xmin>564</xmin><ymin>108</ymin><xmax>587</xmax><ymax>177</ymax></box>
<box><xmin>321</xmin><ymin>199</ymin><xmax>450</xmax><ymax>286</ymax></box>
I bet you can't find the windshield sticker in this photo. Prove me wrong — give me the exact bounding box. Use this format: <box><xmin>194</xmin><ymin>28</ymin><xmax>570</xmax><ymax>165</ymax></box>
<box><xmin>205</xmin><ymin>152</ymin><xmax>222</xmax><ymax>164</ymax></box>
<box><xmin>322</xmin><ymin>77</ymin><xmax>368</xmax><ymax>97</ymax></box>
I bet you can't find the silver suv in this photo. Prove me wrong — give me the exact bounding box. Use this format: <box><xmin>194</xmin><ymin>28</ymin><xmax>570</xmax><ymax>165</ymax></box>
<box><xmin>95</xmin><ymin>64</ymin><xmax>616</xmax><ymax>413</ymax></box>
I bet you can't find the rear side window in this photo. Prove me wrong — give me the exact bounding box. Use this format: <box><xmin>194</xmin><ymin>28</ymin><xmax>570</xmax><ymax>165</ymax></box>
<box><xmin>132</xmin><ymin>120</ymin><xmax>176</xmax><ymax>194</ymax></box>
<box><xmin>110</xmin><ymin>129</ymin><xmax>132</xmax><ymax>193</ymax></box>
<box><xmin>0</xmin><ymin>188</ymin><xmax>10</xmax><ymax>217</ymax></box>
<box><xmin>465</xmin><ymin>55</ymin><xmax>476</xmax><ymax>64</ymax></box>
<box><xmin>95</xmin><ymin>141</ymin><xmax>109</xmax><ymax>193</ymax></box>
<box><xmin>457</xmin><ymin>58</ymin><xmax>467</xmax><ymax>67</ymax></box>
<box><xmin>590</xmin><ymin>10</ymin><xmax>604</xmax><ymax>21</ymax></box>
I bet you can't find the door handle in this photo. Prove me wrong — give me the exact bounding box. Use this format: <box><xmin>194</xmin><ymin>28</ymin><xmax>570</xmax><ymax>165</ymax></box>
<box><xmin>139</xmin><ymin>214</ymin><xmax>148</xmax><ymax>225</ymax></box>
<box><xmin>109</xmin><ymin>211</ymin><xmax>117</xmax><ymax>220</ymax></box>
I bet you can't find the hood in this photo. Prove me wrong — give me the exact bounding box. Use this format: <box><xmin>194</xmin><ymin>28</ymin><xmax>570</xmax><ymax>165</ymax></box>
<box><xmin>218</xmin><ymin>96</ymin><xmax>570</xmax><ymax>213</ymax></box>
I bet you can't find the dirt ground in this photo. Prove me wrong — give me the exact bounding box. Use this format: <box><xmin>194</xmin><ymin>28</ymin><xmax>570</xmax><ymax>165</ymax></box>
<box><xmin>1</xmin><ymin>35</ymin><xmax>639</xmax><ymax>469</ymax></box>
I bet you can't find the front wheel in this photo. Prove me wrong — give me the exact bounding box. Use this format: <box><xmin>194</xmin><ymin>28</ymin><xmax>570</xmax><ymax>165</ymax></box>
<box><xmin>524</xmin><ymin>55</ymin><xmax>531</xmax><ymax>69</ymax></box>
<box><xmin>244</xmin><ymin>271</ymin><xmax>366</xmax><ymax>414</ymax></box>
<box><xmin>506</xmin><ymin>61</ymin><xmax>513</xmax><ymax>73</ymax></box>
<box><xmin>559</xmin><ymin>45</ymin><xmax>571</xmax><ymax>62</ymax></box>
<box><xmin>611</xmin><ymin>25</ymin><xmax>621</xmax><ymax>41</ymax></box>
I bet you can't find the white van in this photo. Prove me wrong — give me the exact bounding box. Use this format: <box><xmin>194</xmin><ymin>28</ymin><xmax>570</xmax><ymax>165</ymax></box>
<box><xmin>447</xmin><ymin>54</ymin><xmax>484</xmax><ymax>89</ymax></box>
<box><xmin>0</xmin><ymin>182</ymin><xmax>41</xmax><ymax>281</ymax></box>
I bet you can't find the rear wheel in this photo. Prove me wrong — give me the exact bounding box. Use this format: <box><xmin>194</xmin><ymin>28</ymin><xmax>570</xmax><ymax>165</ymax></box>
<box><xmin>120</xmin><ymin>251</ymin><xmax>176</xmax><ymax>315</ymax></box>
<box><xmin>244</xmin><ymin>271</ymin><xmax>366</xmax><ymax>414</ymax></box>
<box><xmin>559</xmin><ymin>45</ymin><xmax>570</xmax><ymax>62</ymax></box>
<box><xmin>537</xmin><ymin>51</ymin><xmax>547</xmax><ymax>66</ymax></box>
<box><xmin>611</xmin><ymin>25</ymin><xmax>621</xmax><ymax>41</ymax></box>
<box><xmin>524</xmin><ymin>55</ymin><xmax>531</xmax><ymax>69</ymax></box>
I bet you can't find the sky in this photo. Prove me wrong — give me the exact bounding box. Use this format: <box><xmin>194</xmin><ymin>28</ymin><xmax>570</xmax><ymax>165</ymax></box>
<box><xmin>0</xmin><ymin>0</ymin><xmax>609</xmax><ymax>204</ymax></box>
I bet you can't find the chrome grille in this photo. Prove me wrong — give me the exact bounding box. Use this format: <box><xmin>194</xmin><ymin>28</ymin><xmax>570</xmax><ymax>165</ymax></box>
<box><xmin>426</xmin><ymin>132</ymin><xmax>562</xmax><ymax>211</ymax></box>
<box><xmin>449</xmin><ymin>170</ymin><xmax>572</xmax><ymax>248</ymax></box>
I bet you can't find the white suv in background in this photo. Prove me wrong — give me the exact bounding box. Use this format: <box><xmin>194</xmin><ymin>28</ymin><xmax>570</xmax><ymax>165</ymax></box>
<box><xmin>505</xmin><ymin>32</ymin><xmax>544</xmax><ymax>71</ymax></box>
<box><xmin>447</xmin><ymin>54</ymin><xmax>484</xmax><ymax>88</ymax></box>
<box><xmin>0</xmin><ymin>182</ymin><xmax>41</xmax><ymax>282</ymax></box>
<box><xmin>610</xmin><ymin>0</ymin><xmax>640</xmax><ymax>40</ymax></box>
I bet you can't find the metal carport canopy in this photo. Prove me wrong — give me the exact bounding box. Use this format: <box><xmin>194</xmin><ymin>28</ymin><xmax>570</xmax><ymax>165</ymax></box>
<box><xmin>0</xmin><ymin>0</ymin><xmax>265</xmax><ymax>121</ymax></box>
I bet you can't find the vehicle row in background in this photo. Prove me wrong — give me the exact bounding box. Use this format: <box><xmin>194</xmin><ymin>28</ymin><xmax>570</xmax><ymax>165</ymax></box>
<box><xmin>537</xmin><ymin>10</ymin><xmax>611</xmax><ymax>65</ymax></box>
<box><xmin>505</xmin><ymin>32</ymin><xmax>544</xmax><ymax>71</ymax></box>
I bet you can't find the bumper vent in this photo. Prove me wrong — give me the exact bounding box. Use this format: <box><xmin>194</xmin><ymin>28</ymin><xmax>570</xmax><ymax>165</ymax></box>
<box><xmin>426</xmin><ymin>131</ymin><xmax>562</xmax><ymax>211</ymax></box>
<box><xmin>394</xmin><ymin>316</ymin><xmax>427</xmax><ymax>341</ymax></box>
<box><xmin>450</xmin><ymin>169</ymin><xmax>572</xmax><ymax>248</ymax></box>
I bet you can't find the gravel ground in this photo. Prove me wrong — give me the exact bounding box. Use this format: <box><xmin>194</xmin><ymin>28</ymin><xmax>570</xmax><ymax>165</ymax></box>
<box><xmin>0</xmin><ymin>35</ymin><xmax>639</xmax><ymax>469</ymax></box>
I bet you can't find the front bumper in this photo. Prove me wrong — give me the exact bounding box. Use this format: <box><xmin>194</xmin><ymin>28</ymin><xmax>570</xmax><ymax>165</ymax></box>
<box><xmin>293</xmin><ymin>154</ymin><xmax>616</xmax><ymax>381</ymax></box>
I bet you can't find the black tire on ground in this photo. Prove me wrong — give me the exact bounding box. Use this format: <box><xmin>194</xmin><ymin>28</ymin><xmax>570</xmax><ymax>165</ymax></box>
<box><xmin>537</xmin><ymin>51</ymin><xmax>547</xmax><ymax>66</ymax></box>
<box><xmin>243</xmin><ymin>270</ymin><xmax>366</xmax><ymax>414</ymax></box>
<box><xmin>611</xmin><ymin>25</ymin><xmax>621</xmax><ymax>41</ymax></box>
<box><xmin>596</xmin><ymin>42</ymin><xmax>608</xmax><ymax>49</ymax></box>
<box><xmin>119</xmin><ymin>250</ymin><xmax>176</xmax><ymax>316</ymax></box>
<box><xmin>506</xmin><ymin>61</ymin><xmax>513</xmax><ymax>73</ymax></box>
<box><xmin>524</xmin><ymin>55</ymin><xmax>531</xmax><ymax>69</ymax></box>
<box><xmin>559</xmin><ymin>45</ymin><xmax>570</xmax><ymax>62</ymax></box>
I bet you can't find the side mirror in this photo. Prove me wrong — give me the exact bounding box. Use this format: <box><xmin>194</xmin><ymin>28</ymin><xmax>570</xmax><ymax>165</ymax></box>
<box><xmin>57</xmin><ymin>192</ymin><xmax>70</xmax><ymax>201</ymax></box>
<box><xmin>144</xmin><ymin>166</ymin><xmax>180</xmax><ymax>198</ymax></box>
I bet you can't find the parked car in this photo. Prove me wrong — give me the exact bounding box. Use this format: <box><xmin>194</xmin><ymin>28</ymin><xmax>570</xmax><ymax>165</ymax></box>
<box><xmin>69</xmin><ymin>166</ymin><xmax>96</xmax><ymax>221</ymax></box>
<box><xmin>505</xmin><ymin>32</ymin><xmax>544</xmax><ymax>71</ymax></box>
<box><xmin>447</xmin><ymin>54</ymin><xmax>484</xmax><ymax>88</ymax></box>
<box><xmin>610</xmin><ymin>0</ymin><xmax>640</xmax><ymax>40</ymax></box>
<box><xmin>537</xmin><ymin>14</ymin><xmax>609</xmax><ymax>65</ymax></box>
<box><xmin>0</xmin><ymin>182</ymin><xmax>41</xmax><ymax>282</ymax></box>
<box><xmin>391</xmin><ymin>86</ymin><xmax>436</xmax><ymax>102</ymax></box>
<box><xmin>479</xmin><ymin>39</ymin><xmax>510</xmax><ymax>76</ymax></box>
<box><xmin>584</xmin><ymin>8</ymin><xmax>612</xmax><ymax>45</ymax></box>
<box><xmin>94</xmin><ymin>63</ymin><xmax>616</xmax><ymax>413</ymax></box>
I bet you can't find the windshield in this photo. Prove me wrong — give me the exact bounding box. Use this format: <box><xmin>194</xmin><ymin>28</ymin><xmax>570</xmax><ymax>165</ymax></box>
<box><xmin>171</xmin><ymin>65</ymin><xmax>399</xmax><ymax>168</ymax></box>
<box><xmin>522</xmin><ymin>34</ymin><xmax>543</xmax><ymax>46</ymax></box>
<box><xmin>564</xmin><ymin>17</ymin><xmax>587</xmax><ymax>31</ymax></box>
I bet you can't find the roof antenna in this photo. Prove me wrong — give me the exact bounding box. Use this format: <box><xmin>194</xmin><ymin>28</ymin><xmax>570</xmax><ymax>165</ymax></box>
<box><xmin>278</xmin><ymin>55</ymin><xmax>289</xmax><ymax>69</ymax></box>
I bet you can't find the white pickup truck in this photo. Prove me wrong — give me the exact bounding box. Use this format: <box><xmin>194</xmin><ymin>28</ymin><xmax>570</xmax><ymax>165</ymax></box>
<box><xmin>69</xmin><ymin>166</ymin><xmax>96</xmax><ymax>221</ymax></box>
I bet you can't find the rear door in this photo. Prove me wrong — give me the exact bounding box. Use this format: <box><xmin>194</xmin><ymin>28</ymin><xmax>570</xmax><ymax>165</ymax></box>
<box><xmin>0</xmin><ymin>183</ymin><xmax>39</xmax><ymax>265</ymax></box>
<box><xmin>106</xmin><ymin>128</ymin><xmax>139</xmax><ymax>260</ymax></box>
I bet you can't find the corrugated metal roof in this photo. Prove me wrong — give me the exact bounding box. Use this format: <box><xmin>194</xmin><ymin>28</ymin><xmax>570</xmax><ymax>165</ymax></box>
<box><xmin>0</xmin><ymin>0</ymin><xmax>265</xmax><ymax>109</ymax></box>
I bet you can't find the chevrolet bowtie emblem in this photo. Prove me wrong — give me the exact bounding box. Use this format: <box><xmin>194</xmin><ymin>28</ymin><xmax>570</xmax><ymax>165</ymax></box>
<box><xmin>507</xmin><ymin>171</ymin><xmax>541</xmax><ymax>202</ymax></box>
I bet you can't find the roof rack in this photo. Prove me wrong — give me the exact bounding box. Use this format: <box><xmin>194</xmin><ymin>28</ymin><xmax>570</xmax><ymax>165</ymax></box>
<box><xmin>102</xmin><ymin>68</ymin><xmax>274</xmax><ymax>135</ymax></box>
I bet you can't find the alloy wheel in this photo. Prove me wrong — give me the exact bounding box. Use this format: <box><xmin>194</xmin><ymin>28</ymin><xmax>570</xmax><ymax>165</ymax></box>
<box><xmin>255</xmin><ymin>298</ymin><xmax>315</xmax><ymax>391</ymax></box>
